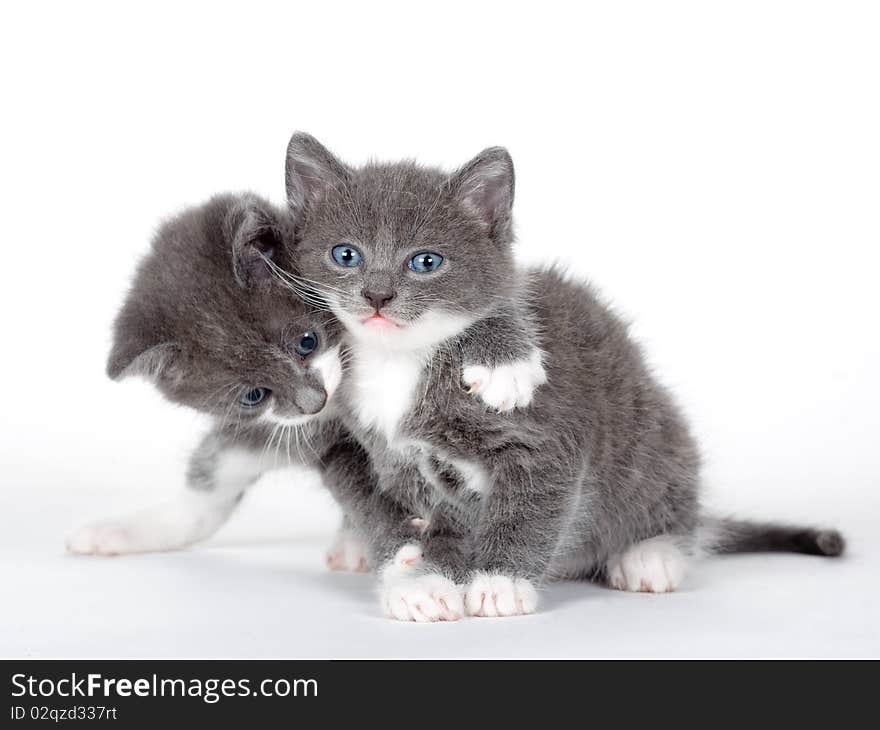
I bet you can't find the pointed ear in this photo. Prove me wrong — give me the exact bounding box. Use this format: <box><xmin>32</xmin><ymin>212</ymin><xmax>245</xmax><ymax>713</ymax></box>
<box><xmin>448</xmin><ymin>147</ymin><xmax>515</xmax><ymax>244</ymax></box>
<box><xmin>227</xmin><ymin>196</ymin><xmax>285</xmax><ymax>288</ymax></box>
<box><xmin>107</xmin><ymin>340</ymin><xmax>180</xmax><ymax>381</ymax></box>
<box><xmin>285</xmin><ymin>132</ymin><xmax>351</xmax><ymax>215</ymax></box>
<box><xmin>107</xmin><ymin>295</ymin><xmax>181</xmax><ymax>381</ymax></box>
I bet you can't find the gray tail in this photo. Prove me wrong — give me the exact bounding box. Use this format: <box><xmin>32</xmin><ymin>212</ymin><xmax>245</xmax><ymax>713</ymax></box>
<box><xmin>701</xmin><ymin>516</ymin><xmax>845</xmax><ymax>557</ymax></box>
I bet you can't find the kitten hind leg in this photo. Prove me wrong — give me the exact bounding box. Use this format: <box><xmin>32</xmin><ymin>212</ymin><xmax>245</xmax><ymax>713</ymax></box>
<box><xmin>325</xmin><ymin>516</ymin><xmax>371</xmax><ymax>572</ymax></box>
<box><xmin>605</xmin><ymin>535</ymin><xmax>688</xmax><ymax>593</ymax></box>
<box><xmin>66</xmin><ymin>434</ymin><xmax>262</xmax><ymax>556</ymax></box>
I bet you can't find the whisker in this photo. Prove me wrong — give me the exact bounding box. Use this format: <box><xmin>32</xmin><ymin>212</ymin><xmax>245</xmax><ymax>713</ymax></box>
<box><xmin>260</xmin><ymin>423</ymin><xmax>281</xmax><ymax>466</ymax></box>
<box><xmin>261</xmin><ymin>254</ymin><xmax>346</xmax><ymax>295</ymax></box>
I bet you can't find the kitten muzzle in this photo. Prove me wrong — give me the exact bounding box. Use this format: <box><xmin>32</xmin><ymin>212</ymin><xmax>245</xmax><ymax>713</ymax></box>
<box><xmin>362</xmin><ymin>313</ymin><xmax>402</xmax><ymax>331</ymax></box>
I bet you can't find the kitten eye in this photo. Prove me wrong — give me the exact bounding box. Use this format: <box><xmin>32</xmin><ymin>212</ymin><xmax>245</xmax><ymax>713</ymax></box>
<box><xmin>240</xmin><ymin>387</ymin><xmax>271</xmax><ymax>407</ymax></box>
<box><xmin>295</xmin><ymin>331</ymin><xmax>319</xmax><ymax>356</ymax></box>
<box><xmin>331</xmin><ymin>244</ymin><xmax>363</xmax><ymax>267</ymax></box>
<box><xmin>409</xmin><ymin>251</ymin><xmax>443</xmax><ymax>273</ymax></box>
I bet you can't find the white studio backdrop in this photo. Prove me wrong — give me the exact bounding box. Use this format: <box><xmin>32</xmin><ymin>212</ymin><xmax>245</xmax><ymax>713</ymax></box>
<box><xmin>0</xmin><ymin>1</ymin><xmax>877</xmax><ymax>657</ymax></box>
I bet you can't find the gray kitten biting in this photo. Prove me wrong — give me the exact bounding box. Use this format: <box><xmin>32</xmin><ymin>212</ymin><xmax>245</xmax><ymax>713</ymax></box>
<box><xmin>67</xmin><ymin>192</ymin><xmax>360</xmax><ymax>560</ymax></box>
<box><xmin>285</xmin><ymin>132</ymin><xmax>845</xmax><ymax>622</ymax></box>
<box><xmin>68</xmin><ymin>192</ymin><xmax>541</xmax><ymax>575</ymax></box>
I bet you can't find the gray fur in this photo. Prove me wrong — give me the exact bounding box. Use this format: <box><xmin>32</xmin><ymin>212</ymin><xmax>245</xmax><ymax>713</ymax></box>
<box><xmin>107</xmin><ymin>192</ymin><xmax>528</xmax><ymax>554</ymax></box>
<box><xmin>286</xmin><ymin>132</ymin><xmax>846</xmax><ymax>587</ymax></box>
<box><xmin>108</xmin><ymin>191</ymin><xmax>334</xmax><ymax>421</ymax></box>
<box><xmin>107</xmin><ymin>192</ymin><xmax>359</xmax><ymax>523</ymax></box>
<box><xmin>705</xmin><ymin>517</ymin><xmax>845</xmax><ymax>557</ymax></box>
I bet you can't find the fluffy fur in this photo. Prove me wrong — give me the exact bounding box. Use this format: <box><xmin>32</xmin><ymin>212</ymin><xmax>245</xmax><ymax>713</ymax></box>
<box><xmin>69</xmin><ymin>192</ymin><xmax>544</xmax><ymax>563</ymax></box>
<box><xmin>68</xmin><ymin>193</ymin><xmax>371</xmax><ymax>556</ymax></box>
<box><xmin>285</xmin><ymin>133</ymin><xmax>845</xmax><ymax>621</ymax></box>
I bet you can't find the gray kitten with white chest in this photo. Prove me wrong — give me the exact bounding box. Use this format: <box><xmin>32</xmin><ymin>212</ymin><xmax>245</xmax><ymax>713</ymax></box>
<box><xmin>67</xmin><ymin>191</ymin><xmax>541</xmax><ymax>575</ymax></box>
<box><xmin>286</xmin><ymin>133</ymin><xmax>845</xmax><ymax>622</ymax></box>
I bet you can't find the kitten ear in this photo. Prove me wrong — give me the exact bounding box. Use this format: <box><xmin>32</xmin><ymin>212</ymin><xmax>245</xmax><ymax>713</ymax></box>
<box><xmin>107</xmin><ymin>340</ymin><xmax>180</xmax><ymax>382</ymax></box>
<box><xmin>106</xmin><ymin>294</ymin><xmax>180</xmax><ymax>382</ymax></box>
<box><xmin>285</xmin><ymin>132</ymin><xmax>351</xmax><ymax>215</ymax></box>
<box><xmin>227</xmin><ymin>197</ymin><xmax>284</xmax><ymax>288</ymax></box>
<box><xmin>448</xmin><ymin>147</ymin><xmax>515</xmax><ymax>244</ymax></box>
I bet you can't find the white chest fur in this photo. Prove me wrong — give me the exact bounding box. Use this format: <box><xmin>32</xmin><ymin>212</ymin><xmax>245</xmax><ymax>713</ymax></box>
<box><xmin>349</xmin><ymin>345</ymin><xmax>426</xmax><ymax>443</ymax></box>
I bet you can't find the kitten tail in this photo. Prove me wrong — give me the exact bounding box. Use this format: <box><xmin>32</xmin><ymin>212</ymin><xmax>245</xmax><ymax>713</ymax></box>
<box><xmin>699</xmin><ymin>516</ymin><xmax>845</xmax><ymax>557</ymax></box>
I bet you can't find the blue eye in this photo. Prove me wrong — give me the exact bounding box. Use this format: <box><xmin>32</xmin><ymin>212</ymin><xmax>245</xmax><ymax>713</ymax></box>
<box><xmin>295</xmin><ymin>331</ymin><xmax>319</xmax><ymax>356</ymax></box>
<box><xmin>240</xmin><ymin>387</ymin><xmax>271</xmax><ymax>407</ymax></box>
<box><xmin>409</xmin><ymin>251</ymin><xmax>443</xmax><ymax>273</ymax></box>
<box><xmin>331</xmin><ymin>245</ymin><xmax>363</xmax><ymax>267</ymax></box>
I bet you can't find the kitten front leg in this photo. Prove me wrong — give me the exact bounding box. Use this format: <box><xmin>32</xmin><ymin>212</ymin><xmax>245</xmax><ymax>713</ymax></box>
<box><xmin>375</xmin><ymin>529</ymin><xmax>469</xmax><ymax>623</ymax></box>
<box><xmin>465</xmin><ymin>458</ymin><xmax>576</xmax><ymax>617</ymax></box>
<box><xmin>325</xmin><ymin>512</ymin><xmax>439</xmax><ymax>575</ymax></box>
<box><xmin>323</xmin><ymin>454</ymin><xmax>468</xmax><ymax>622</ymax></box>
<box><xmin>379</xmin><ymin>497</ymin><xmax>474</xmax><ymax>622</ymax></box>
<box><xmin>464</xmin><ymin>573</ymin><xmax>540</xmax><ymax>617</ymax></box>
<box><xmin>66</xmin><ymin>429</ymin><xmax>262</xmax><ymax>556</ymax></box>
<box><xmin>458</xmin><ymin>299</ymin><xmax>547</xmax><ymax>412</ymax></box>
<box><xmin>375</xmin><ymin>509</ymin><xmax>478</xmax><ymax>622</ymax></box>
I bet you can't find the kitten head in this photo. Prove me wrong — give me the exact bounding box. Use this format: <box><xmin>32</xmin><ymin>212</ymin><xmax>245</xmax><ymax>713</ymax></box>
<box><xmin>108</xmin><ymin>193</ymin><xmax>343</xmax><ymax>429</ymax></box>
<box><xmin>286</xmin><ymin>132</ymin><xmax>518</xmax><ymax>352</ymax></box>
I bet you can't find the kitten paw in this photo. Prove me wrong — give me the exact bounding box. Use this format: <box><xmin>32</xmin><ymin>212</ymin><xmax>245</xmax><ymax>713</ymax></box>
<box><xmin>66</xmin><ymin>522</ymin><xmax>138</xmax><ymax>556</ymax></box>
<box><xmin>383</xmin><ymin>543</ymin><xmax>423</xmax><ymax>574</ymax></box>
<box><xmin>606</xmin><ymin>536</ymin><xmax>686</xmax><ymax>593</ymax></box>
<box><xmin>325</xmin><ymin>531</ymin><xmax>371</xmax><ymax>573</ymax></box>
<box><xmin>380</xmin><ymin>573</ymin><xmax>464</xmax><ymax>622</ymax></box>
<box><xmin>462</xmin><ymin>349</ymin><xmax>547</xmax><ymax>412</ymax></box>
<box><xmin>464</xmin><ymin>573</ymin><xmax>538</xmax><ymax>617</ymax></box>
<box><xmin>66</xmin><ymin>497</ymin><xmax>238</xmax><ymax>556</ymax></box>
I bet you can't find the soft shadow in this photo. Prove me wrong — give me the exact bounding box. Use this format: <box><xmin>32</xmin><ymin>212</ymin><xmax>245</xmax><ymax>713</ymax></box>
<box><xmin>540</xmin><ymin>578</ymin><xmax>608</xmax><ymax>612</ymax></box>
<box><xmin>165</xmin><ymin>546</ymin><xmax>377</xmax><ymax>608</ymax></box>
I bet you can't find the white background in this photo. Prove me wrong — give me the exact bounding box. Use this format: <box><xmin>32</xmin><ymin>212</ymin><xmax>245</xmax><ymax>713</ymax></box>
<box><xmin>1</xmin><ymin>1</ymin><xmax>878</xmax><ymax>657</ymax></box>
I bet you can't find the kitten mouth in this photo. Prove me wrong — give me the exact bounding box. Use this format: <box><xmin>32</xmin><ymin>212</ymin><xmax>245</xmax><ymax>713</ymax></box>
<box><xmin>362</xmin><ymin>313</ymin><xmax>403</xmax><ymax>331</ymax></box>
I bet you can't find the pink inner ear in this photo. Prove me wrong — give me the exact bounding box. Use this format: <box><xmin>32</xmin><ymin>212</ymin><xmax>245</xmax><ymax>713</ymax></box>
<box><xmin>460</xmin><ymin>167</ymin><xmax>511</xmax><ymax>226</ymax></box>
<box><xmin>289</xmin><ymin>157</ymin><xmax>334</xmax><ymax>209</ymax></box>
<box><xmin>462</xmin><ymin>177</ymin><xmax>509</xmax><ymax>225</ymax></box>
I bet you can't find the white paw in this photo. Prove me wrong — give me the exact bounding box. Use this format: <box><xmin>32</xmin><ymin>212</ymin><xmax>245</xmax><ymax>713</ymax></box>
<box><xmin>606</xmin><ymin>536</ymin><xmax>686</xmax><ymax>593</ymax></box>
<box><xmin>66</xmin><ymin>495</ymin><xmax>240</xmax><ymax>557</ymax></box>
<box><xmin>380</xmin><ymin>573</ymin><xmax>464</xmax><ymax>622</ymax></box>
<box><xmin>325</xmin><ymin>531</ymin><xmax>371</xmax><ymax>573</ymax></box>
<box><xmin>66</xmin><ymin>522</ymin><xmax>139</xmax><ymax>556</ymax></box>
<box><xmin>378</xmin><ymin>542</ymin><xmax>424</xmax><ymax>579</ymax></box>
<box><xmin>464</xmin><ymin>573</ymin><xmax>539</xmax><ymax>617</ymax></box>
<box><xmin>376</xmin><ymin>543</ymin><xmax>424</xmax><ymax>582</ymax></box>
<box><xmin>462</xmin><ymin>349</ymin><xmax>547</xmax><ymax>412</ymax></box>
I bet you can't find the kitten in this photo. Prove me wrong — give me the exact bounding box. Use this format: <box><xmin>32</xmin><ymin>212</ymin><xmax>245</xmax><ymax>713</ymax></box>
<box><xmin>68</xmin><ymin>192</ymin><xmax>543</xmax><ymax>575</ymax></box>
<box><xmin>285</xmin><ymin>132</ymin><xmax>845</xmax><ymax>622</ymax></box>
<box><xmin>66</xmin><ymin>192</ymin><xmax>358</xmax><ymax>560</ymax></box>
